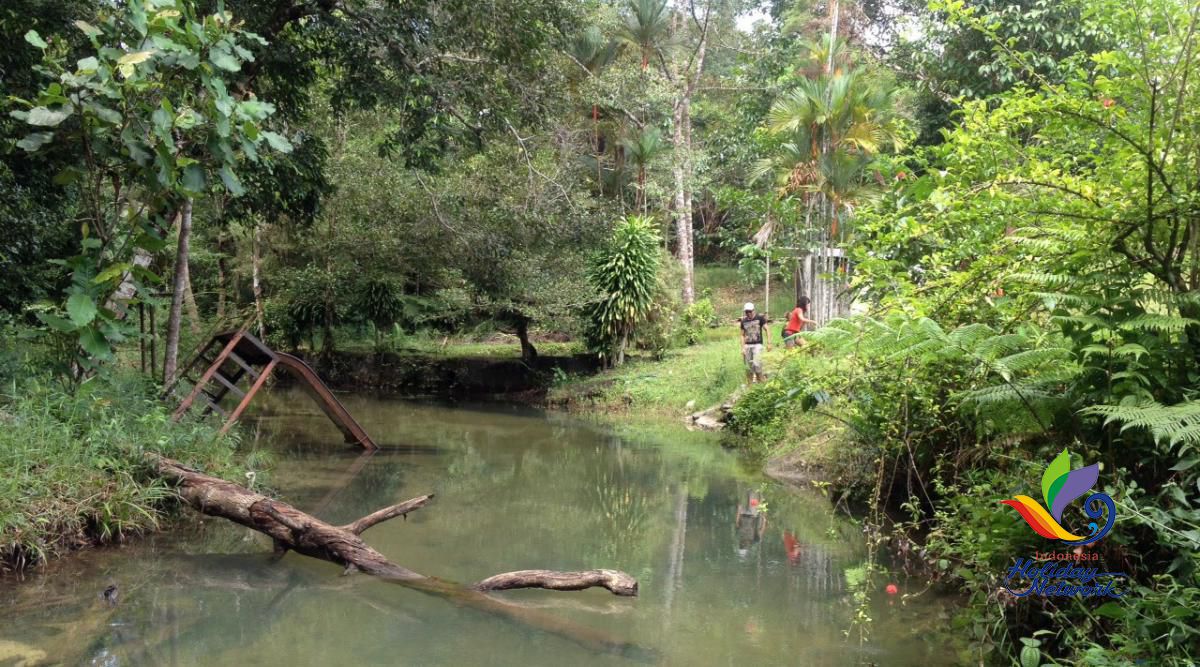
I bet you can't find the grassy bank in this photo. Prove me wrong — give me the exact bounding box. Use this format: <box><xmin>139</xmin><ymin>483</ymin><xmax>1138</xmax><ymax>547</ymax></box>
<box><xmin>0</xmin><ymin>368</ymin><xmax>257</xmax><ymax>572</ymax></box>
<box><xmin>547</xmin><ymin>263</ymin><xmax>811</xmax><ymax>421</ymax></box>
<box><xmin>548</xmin><ymin>336</ymin><xmax>744</xmax><ymax>417</ymax></box>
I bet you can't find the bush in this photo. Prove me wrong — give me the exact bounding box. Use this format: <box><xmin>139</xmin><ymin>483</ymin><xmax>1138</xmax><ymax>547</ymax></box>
<box><xmin>0</xmin><ymin>370</ymin><xmax>250</xmax><ymax>571</ymax></box>
<box><xmin>634</xmin><ymin>250</ymin><xmax>683</xmax><ymax>360</ymax></box>
<box><xmin>582</xmin><ymin>215</ymin><xmax>661</xmax><ymax>366</ymax></box>
<box><xmin>680</xmin><ymin>298</ymin><xmax>717</xmax><ymax>346</ymax></box>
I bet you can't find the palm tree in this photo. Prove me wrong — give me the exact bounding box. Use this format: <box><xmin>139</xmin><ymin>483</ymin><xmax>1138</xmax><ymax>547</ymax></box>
<box><xmin>749</xmin><ymin>65</ymin><xmax>902</xmax><ymax>326</ymax></box>
<box><xmin>568</xmin><ymin>26</ymin><xmax>623</xmax><ymax>183</ymax></box>
<box><xmin>619</xmin><ymin>0</ymin><xmax>670</xmax><ymax>71</ymax></box>
<box><xmin>621</xmin><ymin>126</ymin><xmax>665</xmax><ymax>213</ymax></box>
<box><xmin>751</xmin><ymin>69</ymin><xmax>903</xmax><ymax>236</ymax></box>
<box><xmin>570</xmin><ymin>25</ymin><xmax>623</xmax><ymax>75</ymax></box>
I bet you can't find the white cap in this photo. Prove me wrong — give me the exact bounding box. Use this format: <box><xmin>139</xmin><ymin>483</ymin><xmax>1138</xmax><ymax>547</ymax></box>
<box><xmin>743</xmin><ymin>302</ymin><xmax>755</xmax><ymax>311</ymax></box>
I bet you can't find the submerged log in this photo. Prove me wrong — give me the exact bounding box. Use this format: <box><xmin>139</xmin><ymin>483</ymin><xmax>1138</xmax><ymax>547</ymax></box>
<box><xmin>475</xmin><ymin>569</ymin><xmax>638</xmax><ymax>596</ymax></box>
<box><xmin>150</xmin><ymin>455</ymin><xmax>650</xmax><ymax>658</ymax></box>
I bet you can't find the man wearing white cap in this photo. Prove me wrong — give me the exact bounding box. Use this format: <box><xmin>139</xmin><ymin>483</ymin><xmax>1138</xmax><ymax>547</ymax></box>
<box><xmin>738</xmin><ymin>302</ymin><xmax>769</xmax><ymax>383</ymax></box>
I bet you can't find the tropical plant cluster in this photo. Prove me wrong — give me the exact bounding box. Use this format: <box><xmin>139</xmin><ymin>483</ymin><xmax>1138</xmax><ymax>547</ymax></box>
<box><xmin>731</xmin><ymin>0</ymin><xmax>1200</xmax><ymax>663</ymax></box>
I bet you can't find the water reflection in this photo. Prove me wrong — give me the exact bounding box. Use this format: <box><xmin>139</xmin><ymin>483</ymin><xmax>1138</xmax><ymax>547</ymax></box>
<box><xmin>0</xmin><ymin>390</ymin><xmax>951</xmax><ymax>666</ymax></box>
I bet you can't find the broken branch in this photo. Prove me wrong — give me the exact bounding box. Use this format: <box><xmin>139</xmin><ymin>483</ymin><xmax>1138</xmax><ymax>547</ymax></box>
<box><xmin>149</xmin><ymin>455</ymin><xmax>650</xmax><ymax>659</ymax></box>
<box><xmin>341</xmin><ymin>494</ymin><xmax>434</xmax><ymax>535</ymax></box>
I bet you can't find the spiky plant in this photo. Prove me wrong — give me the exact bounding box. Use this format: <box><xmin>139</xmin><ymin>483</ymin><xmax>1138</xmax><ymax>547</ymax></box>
<box><xmin>583</xmin><ymin>215</ymin><xmax>661</xmax><ymax>367</ymax></box>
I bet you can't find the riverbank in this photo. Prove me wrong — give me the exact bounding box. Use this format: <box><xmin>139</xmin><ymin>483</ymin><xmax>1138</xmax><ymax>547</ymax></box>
<box><xmin>292</xmin><ymin>348</ymin><xmax>600</xmax><ymax>399</ymax></box>
<box><xmin>0</xmin><ymin>372</ymin><xmax>250</xmax><ymax>573</ymax></box>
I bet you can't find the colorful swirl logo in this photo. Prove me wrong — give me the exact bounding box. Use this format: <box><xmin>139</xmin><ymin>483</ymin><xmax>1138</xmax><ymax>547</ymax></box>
<box><xmin>1001</xmin><ymin>449</ymin><xmax>1116</xmax><ymax>546</ymax></box>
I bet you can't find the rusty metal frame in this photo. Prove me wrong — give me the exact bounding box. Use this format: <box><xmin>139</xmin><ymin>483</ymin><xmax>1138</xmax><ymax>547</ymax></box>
<box><xmin>170</xmin><ymin>330</ymin><xmax>377</xmax><ymax>450</ymax></box>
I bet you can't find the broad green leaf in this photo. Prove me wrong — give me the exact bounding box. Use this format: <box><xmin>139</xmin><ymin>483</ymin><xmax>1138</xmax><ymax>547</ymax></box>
<box><xmin>117</xmin><ymin>50</ymin><xmax>155</xmax><ymax>66</ymax></box>
<box><xmin>74</xmin><ymin>20</ymin><xmax>101</xmax><ymax>37</ymax></box>
<box><xmin>53</xmin><ymin>167</ymin><xmax>82</xmax><ymax>185</ymax></box>
<box><xmin>36</xmin><ymin>312</ymin><xmax>77</xmax><ymax>333</ymax></box>
<box><xmin>131</xmin><ymin>264</ymin><xmax>164</xmax><ymax>283</ymax></box>
<box><xmin>27</xmin><ymin>106</ymin><xmax>72</xmax><ymax>127</ymax></box>
<box><xmin>182</xmin><ymin>164</ymin><xmax>206</xmax><ymax>193</ymax></box>
<box><xmin>209</xmin><ymin>48</ymin><xmax>241</xmax><ymax>72</ymax></box>
<box><xmin>67</xmin><ymin>293</ymin><xmax>98</xmax><ymax>326</ymax></box>
<box><xmin>151</xmin><ymin>106</ymin><xmax>173</xmax><ymax>142</ymax></box>
<box><xmin>1093</xmin><ymin>602</ymin><xmax>1126</xmax><ymax>619</ymax></box>
<box><xmin>17</xmin><ymin>132</ymin><xmax>54</xmax><ymax>152</ymax></box>
<box><xmin>77</xmin><ymin>56</ymin><xmax>100</xmax><ymax>72</ymax></box>
<box><xmin>79</xmin><ymin>328</ymin><xmax>113</xmax><ymax>360</ymax></box>
<box><xmin>1170</xmin><ymin>456</ymin><xmax>1200</xmax><ymax>472</ymax></box>
<box><xmin>88</xmin><ymin>104</ymin><xmax>123</xmax><ymax>125</ymax></box>
<box><xmin>93</xmin><ymin>263</ymin><xmax>132</xmax><ymax>285</ymax></box>
<box><xmin>218</xmin><ymin>166</ymin><xmax>245</xmax><ymax>195</ymax></box>
<box><xmin>260</xmin><ymin>130</ymin><xmax>293</xmax><ymax>153</ymax></box>
<box><xmin>177</xmin><ymin>52</ymin><xmax>200</xmax><ymax>69</ymax></box>
<box><xmin>24</xmin><ymin>30</ymin><xmax>47</xmax><ymax>49</ymax></box>
<box><xmin>129</xmin><ymin>3</ymin><xmax>148</xmax><ymax>35</ymax></box>
<box><xmin>150</xmin><ymin>34</ymin><xmax>184</xmax><ymax>52</ymax></box>
<box><xmin>174</xmin><ymin>108</ymin><xmax>199</xmax><ymax>129</ymax></box>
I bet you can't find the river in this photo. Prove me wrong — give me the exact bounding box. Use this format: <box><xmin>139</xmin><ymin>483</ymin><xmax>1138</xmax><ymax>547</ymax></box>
<box><xmin>0</xmin><ymin>389</ymin><xmax>952</xmax><ymax>665</ymax></box>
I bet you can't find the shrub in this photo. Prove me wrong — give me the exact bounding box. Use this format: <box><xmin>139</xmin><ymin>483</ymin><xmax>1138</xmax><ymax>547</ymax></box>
<box><xmin>582</xmin><ymin>215</ymin><xmax>660</xmax><ymax>366</ymax></box>
<box><xmin>680</xmin><ymin>298</ymin><xmax>717</xmax><ymax>346</ymax></box>
<box><xmin>0</xmin><ymin>370</ymin><xmax>247</xmax><ymax>571</ymax></box>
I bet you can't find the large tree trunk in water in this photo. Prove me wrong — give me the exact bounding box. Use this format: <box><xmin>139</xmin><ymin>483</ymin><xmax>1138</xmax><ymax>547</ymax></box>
<box><xmin>150</xmin><ymin>455</ymin><xmax>647</xmax><ymax>658</ymax></box>
<box><xmin>163</xmin><ymin>199</ymin><xmax>193</xmax><ymax>386</ymax></box>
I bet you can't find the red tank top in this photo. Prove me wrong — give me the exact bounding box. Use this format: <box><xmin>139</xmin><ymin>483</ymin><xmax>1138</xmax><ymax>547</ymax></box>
<box><xmin>786</xmin><ymin>307</ymin><xmax>804</xmax><ymax>334</ymax></box>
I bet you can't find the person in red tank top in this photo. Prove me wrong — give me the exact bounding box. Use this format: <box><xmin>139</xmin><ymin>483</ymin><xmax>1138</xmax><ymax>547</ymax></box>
<box><xmin>783</xmin><ymin>296</ymin><xmax>816</xmax><ymax>348</ymax></box>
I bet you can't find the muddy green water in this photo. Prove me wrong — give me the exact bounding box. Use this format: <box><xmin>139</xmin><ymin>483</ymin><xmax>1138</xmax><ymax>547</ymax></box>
<box><xmin>1</xmin><ymin>390</ymin><xmax>953</xmax><ymax>666</ymax></box>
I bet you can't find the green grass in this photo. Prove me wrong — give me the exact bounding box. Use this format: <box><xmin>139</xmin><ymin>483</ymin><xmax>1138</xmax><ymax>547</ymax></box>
<box><xmin>0</xmin><ymin>370</ymin><xmax>253</xmax><ymax>571</ymax></box>
<box><xmin>549</xmin><ymin>336</ymin><xmax>747</xmax><ymax>416</ymax></box>
<box><xmin>548</xmin><ymin>263</ymin><xmax>803</xmax><ymax>418</ymax></box>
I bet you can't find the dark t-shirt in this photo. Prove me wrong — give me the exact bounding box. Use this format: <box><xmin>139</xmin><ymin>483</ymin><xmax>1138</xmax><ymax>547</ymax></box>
<box><xmin>740</xmin><ymin>314</ymin><xmax>768</xmax><ymax>345</ymax></box>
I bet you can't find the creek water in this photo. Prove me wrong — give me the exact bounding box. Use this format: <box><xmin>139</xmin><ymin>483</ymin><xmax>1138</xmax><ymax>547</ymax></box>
<box><xmin>0</xmin><ymin>390</ymin><xmax>953</xmax><ymax>666</ymax></box>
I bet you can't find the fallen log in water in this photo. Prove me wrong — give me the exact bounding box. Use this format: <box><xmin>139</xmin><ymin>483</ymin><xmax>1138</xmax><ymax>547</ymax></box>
<box><xmin>150</xmin><ymin>455</ymin><xmax>650</xmax><ymax>659</ymax></box>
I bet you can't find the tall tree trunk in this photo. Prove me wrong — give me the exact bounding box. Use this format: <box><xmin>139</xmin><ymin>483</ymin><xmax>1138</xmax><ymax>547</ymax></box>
<box><xmin>252</xmin><ymin>223</ymin><xmax>265</xmax><ymax>338</ymax></box>
<box><xmin>515</xmin><ymin>316</ymin><xmax>538</xmax><ymax>362</ymax></box>
<box><xmin>323</xmin><ymin>210</ymin><xmax>336</xmax><ymax>355</ymax></box>
<box><xmin>666</xmin><ymin>2</ymin><xmax>708</xmax><ymax>307</ymax></box>
<box><xmin>681</xmin><ymin>98</ymin><xmax>696</xmax><ymax>299</ymax></box>
<box><xmin>672</xmin><ymin>101</ymin><xmax>695</xmax><ymax>305</ymax></box>
<box><xmin>594</xmin><ymin>104</ymin><xmax>602</xmax><ymax>189</ymax></box>
<box><xmin>183</xmin><ymin>264</ymin><xmax>202</xmax><ymax>336</ymax></box>
<box><xmin>215</xmin><ymin>233</ymin><xmax>228</xmax><ymax>321</ymax></box>
<box><xmin>163</xmin><ymin>198</ymin><xmax>193</xmax><ymax>386</ymax></box>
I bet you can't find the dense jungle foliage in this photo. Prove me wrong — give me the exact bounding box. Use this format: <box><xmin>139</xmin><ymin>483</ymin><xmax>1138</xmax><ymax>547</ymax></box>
<box><xmin>3</xmin><ymin>0</ymin><xmax>1199</xmax><ymax>664</ymax></box>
